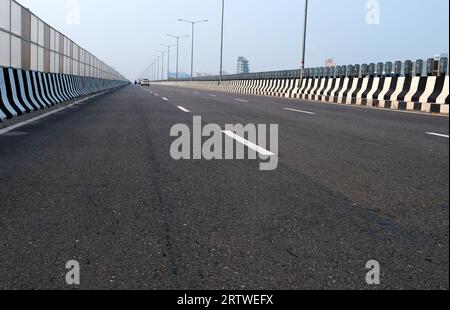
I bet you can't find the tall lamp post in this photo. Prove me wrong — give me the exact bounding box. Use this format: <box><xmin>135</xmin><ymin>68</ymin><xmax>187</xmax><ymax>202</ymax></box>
<box><xmin>178</xmin><ymin>18</ymin><xmax>208</xmax><ymax>80</ymax></box>
<box><xmin>156</xmin><ymin>50</ymin><xmax>167</xmax><ymax>80</ymax></box>
<box><xmin>153</xmin><ymin>55</ymin><xmax>160</xmax><ymax>80</ymax></box>
<box><xmin>151</xmin><ymin>61</ymin><xmax>154</xmax><ymax>81</ymax></box>
<box><xmin>219</xmin><ymin>0</ymin><xmax>225</xmax><ymax>85</ymax></box>
<box><xmin>299</xmin><ymin>0</ymin><xmax>309</xmax><ymax>86</ymax></box>
<box><xmin>167</xmin><ymin>34</ymin><xmax>190</xmax><ymax>81</ymax></box>
<box><xmin>151</xmin><ymin>61</ymin><xmax>155</xmax><ymax>81</ymax></box>
<box><xmin>149</xmin><ymin>62</ymin><xmax>153</xmax><ymax>81</ymax></box>
<box><xmin>161</xmin><ymin>44</ymin><xmax>177</xmax><ymax>80</ymax></box>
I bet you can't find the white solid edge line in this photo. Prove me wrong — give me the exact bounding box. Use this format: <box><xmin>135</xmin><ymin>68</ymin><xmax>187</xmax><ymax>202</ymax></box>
<box><xmin>284</xmin><ymin>108</ymin><xmax>316</xmax><ymax>115</ymax></box>
<box><xmin>222</xmin><ymin>130</ymin><xmax>276</xmax><ymax>156</ymax></box>
<box><xmin>426</xmin><ymin>132</ymin><xmax>449</xmax><ymax>138</ymax></box>
<box><xmin>0</xmin><ymin>90</ymin><xmax>111</xmax><ymax>136</ymax></box>
<box><xmin>177</xmin><ymin>106</ymin><xmax>191</xmax><ymax>113</ymax></box>
<box><xmin>234</xmin><ymin>99</ymin><xmax>248</xmax><ymax>103</ymax></box>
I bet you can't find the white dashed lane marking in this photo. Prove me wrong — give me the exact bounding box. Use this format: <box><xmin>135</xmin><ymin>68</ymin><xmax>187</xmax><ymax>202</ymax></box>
<box><xmin>284</xmin><ymin>108</ymin><xmax>316</xmax><ymax>115</ymax></box>
<box><xmin>177</xmin><ymin>106</ymin><xmax>191</xmax><ymax>113</ymax></box>
<box><xmin>426</xmin><ymin>132</ymin><xmax>449</xmax><ymax>139</ymax></box>
<box><xmin>222</xmin><ymin>130</ymin><xmax>276</xmax><ymax>156</ymax></box>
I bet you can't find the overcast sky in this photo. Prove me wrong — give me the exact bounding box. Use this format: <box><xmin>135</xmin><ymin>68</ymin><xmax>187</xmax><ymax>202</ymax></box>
<box><xmin>17</xmin><ymin>0</ymin><xmax>450</xmax><ymax>80</ymax></box>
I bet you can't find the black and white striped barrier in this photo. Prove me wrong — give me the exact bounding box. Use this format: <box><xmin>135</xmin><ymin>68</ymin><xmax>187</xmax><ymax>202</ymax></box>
<box><xmin>290</xmin><ymin>75</ymin><xmax>449</xmax><ymax>113</ymax></box>
<box><xmin>0</xmin><ymin>66</ymin><xmax>128</xmax><ymax>122</ymax></box>
<box><xmin>157</xmin><ymin>75</ymin><xmax>449</xmax><ymax>115</ymax></box>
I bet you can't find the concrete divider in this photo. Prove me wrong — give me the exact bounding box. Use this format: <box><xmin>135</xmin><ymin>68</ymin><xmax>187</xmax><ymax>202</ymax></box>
<box><xmin>0</xmin><ymin>1</ymin><xmax>128</xmax><ymax>122</ymax></box>
<box><xmin>155</xmin><ymin>75</ymin><xmax>449</xmax><ymax>115</ymax></box>
<box><xmin>0</xmin><ymin>66</ymin><xmax>128</xmax><ymax>122</ymax></box>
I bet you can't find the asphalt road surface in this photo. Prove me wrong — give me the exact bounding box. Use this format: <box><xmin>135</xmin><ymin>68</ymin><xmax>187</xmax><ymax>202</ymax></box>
<box><xmin>0</xmin><ymin>84</ymin><xmax>448</xmax><ymax>289</ymax></box>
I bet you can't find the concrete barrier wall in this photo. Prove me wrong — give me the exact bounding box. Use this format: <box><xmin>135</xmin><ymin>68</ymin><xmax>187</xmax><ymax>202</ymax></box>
<box><xmin>0</xmin><ymin>0</ymin><xmax>125</xmax><ymax>81</ymax></box>
<box><xmin>0</xmin><ymin>66</ymin><xmax>127</xmax><ymax>122</ymax></box>
<box><xmin>155</xmin><ymin>76</ymin><xmax>449</xmax><ymax>115</ymax></box>
<box><xmin>0</xmin><ymin>0</ymin><xmax>128</xmax><ymax>122</ymax></box>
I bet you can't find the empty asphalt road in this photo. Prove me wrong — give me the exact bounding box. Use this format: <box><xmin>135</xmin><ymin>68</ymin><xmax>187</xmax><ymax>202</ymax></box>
<box><xmin>0</xmin><ymin>84</ymin><xmax>448</xmax><ymax>289</ymax></box>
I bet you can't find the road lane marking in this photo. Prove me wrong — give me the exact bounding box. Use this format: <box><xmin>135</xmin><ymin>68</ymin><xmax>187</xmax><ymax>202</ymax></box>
<box><xmin>154</xmin><ymin>94</ymin><xmax>159</xmax><ymax>97</ymax></box>
<box><xmin>222</xmin><ymin>130</ymin><xmax>276</xmax><ymax>156</ymax></box>
<box><xmin>209</xmin><ymin>94</ymin><xmax>217</xmax><ymax>97</ymax></box>
<box><xmin>426</xmin><ymin>132</ymin><xmax>449</xmax><ymax>139</ymax></box>
<box><xmin>177</xmin><ymin>106</ymin><xmax>191</xmax><ymax>113</ymax></box>
<box><xmin>284</xmin><ymin>108</ymin><xmax>316</xmax><ymax>115</ymax></box>
<box><xmin>193</xmin><ymin>92</ymin><xmax>199</xmax><ymax>94</ymax></box>
<box><xmin>0</xmin><ymin>90</ymin><xmax>112</xmax><ymax>136</ymax></box>
<box><xmin>162</xmin><ymin>97</ymin><xmax>169</xmax><ymax>101</ymax></box>
<box><xmin>234</xmin><ymin>99</ymin><xmax>249</xmax><ymax>103</ymax></box>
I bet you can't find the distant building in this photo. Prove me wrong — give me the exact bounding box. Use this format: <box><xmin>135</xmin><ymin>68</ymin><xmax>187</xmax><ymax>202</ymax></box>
<box><xmin>325</xmin><ymin>58</ymin><xmax>336</xmax><ymax>67</ymax></box>
<box><xmin>168</xmin><ymin>72</ymin><xmax>191</xmax><ymax>79</ymax></box>
<box><xmin>196</xmin><ymin>72</ymin><xmax>214</xmax><ymax>77</ymax></box>
<box><xmin>237</xmin><ymin>56</ymin><xmax>250</xmax><ymax>74</ymax></box>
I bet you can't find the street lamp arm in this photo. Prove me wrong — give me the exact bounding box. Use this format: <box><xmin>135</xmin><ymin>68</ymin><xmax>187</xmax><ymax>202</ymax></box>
<box><xmin>178</xmin><ymin>19</ymin><xmax>191</xmax><ymax>24</ymax></box>
<box><xmin>167</xmin><ymin>34</ymin><xmax>190</xmax><ymax>39</ymax></box>
<box><xmin>178</xmin><ymin>19</ymin><xmax>208</xmax><ymax>24</ymax></box>
<box><xmin>178</xmin><ymin>18</ymin><xmax>208</xmax><ymax>80</ymax></box>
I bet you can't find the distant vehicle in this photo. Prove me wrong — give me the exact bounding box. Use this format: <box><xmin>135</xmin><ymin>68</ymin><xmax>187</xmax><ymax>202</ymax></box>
<box><xmin>140</xmin><ymin>79</ymin><xmax>150</xmax><ymax>86</ymax></box>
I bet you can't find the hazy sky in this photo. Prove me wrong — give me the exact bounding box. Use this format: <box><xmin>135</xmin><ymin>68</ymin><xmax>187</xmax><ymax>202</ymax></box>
<box><xmin>17</xmin><ymin>0</ymin><xmax>450</xmax><ymax>80</ymax></box>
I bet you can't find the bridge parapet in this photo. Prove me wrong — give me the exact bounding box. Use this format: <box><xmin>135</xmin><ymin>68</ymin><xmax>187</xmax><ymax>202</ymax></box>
<box><xmin>172</xmin><ymin>58</ymin><xmax>448</xmax><ymax>82</ymax></box>
<box><xmin>155</xmin><ymin>57</ymin><xmax>449</xmax><ymax>115</ymax></box>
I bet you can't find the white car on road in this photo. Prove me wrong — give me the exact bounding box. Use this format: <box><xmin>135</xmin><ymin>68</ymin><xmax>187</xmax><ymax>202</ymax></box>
<box><xmin>140</xmin><ymin>79</ymin><xmax>150</xmax><ymax>86</ymax></box>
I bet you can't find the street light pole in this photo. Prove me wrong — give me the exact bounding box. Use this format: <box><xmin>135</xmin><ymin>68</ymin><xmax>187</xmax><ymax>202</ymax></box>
<box><xmin>151</xmin><ymin>61</ymin><xmax>154</xmax><ymax>81</ymax></box>
<box><xmin>178</xmin><ymin>19</ymin><xmax>208</xmax><ymax>80</ymax></box>
<box><xmin>167</xmin><ymin>34</ymin><xmax>190</xmax><ymax>81</ymax></box>
<box><xmin>153</xmin><ymin>55</ymin><xmax>160</xmax><ymax>80</ymax></box>
<box><xmin>161</xmin><ymin>44</ymin><xmax>176</xmax><ymax>80</ymax></box>
<box><xmin>191</xmin><ymin>23</ymin><xmax>194</xmax><ymax>79</ymax></box>
<box><xmin>156</xmin><ymin>51</ymin><xmax>167</xmax><ymax>80</ymax></box>
<box><xmin>175</xmin><ymin>38</ymin><xmax>179</xmax><ymax>80</ymax></box>
<box><xmin>219</xmin><ymin>0</ymin><xmax>225</xmax><ymax>85</ymax></box>
<box><xmin>299</xmin><ymin>0</ymin><xmax>309</xmax><ymax>86</ymax></box>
